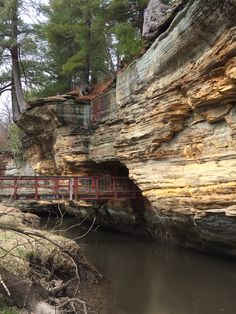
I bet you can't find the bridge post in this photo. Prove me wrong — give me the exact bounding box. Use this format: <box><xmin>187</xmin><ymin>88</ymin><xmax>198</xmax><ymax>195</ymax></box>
<box><xmin>35</xmin><ymin>177</ymin><xmax>39</xmax><ymax>200</ymax></box>
<box><xmin>13</xmin><ymin>178</ymin><xmax>18</xmax><ymax>200</ymax></box>
<box><xmin>69</xmin><ymin>178</ymin><xmax>73</xmax><ymax>201</ymax></box>
<box><xmin>114</xmin><ymin>178</ymin><xmax>118</xmax><ymax>199</ymax></box>
<box><xmin>92</xmin><ymin>178</ymin><xmax>96</xmax><ymax>194</ymax></box>
<box><xmin>73</xmin><ymin>177</ymin><xmax>78</xmax><ymax>201</ymax></box>
<box><xmin>96</xmin><ymin>178</ymin><xmax>99</xmax><ymax>199</ymax></box>
<box><xmin>54</xmin><ymin>177</ymin><xmax>59</xmax><ymax>199</ymax></box>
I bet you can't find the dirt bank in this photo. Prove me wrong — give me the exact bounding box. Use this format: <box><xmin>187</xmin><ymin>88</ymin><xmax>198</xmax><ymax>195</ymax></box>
<box><xmin>0</xmin><ymin>202</ymin><xmax>102</xmax><ymax>313</ymax></box>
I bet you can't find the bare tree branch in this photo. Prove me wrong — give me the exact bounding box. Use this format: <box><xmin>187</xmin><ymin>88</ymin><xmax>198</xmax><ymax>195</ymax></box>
<box><xmin>0</xmin><ymin>274</ymin><xmax>11</xmax><ymax>296</ymax></box>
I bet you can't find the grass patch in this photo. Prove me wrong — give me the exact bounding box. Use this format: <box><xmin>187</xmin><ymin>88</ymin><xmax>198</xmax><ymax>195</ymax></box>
<box><xmin>0</xmin><ymin>305</ymin><xmax>19</xmax><ymax>314</ymax></box>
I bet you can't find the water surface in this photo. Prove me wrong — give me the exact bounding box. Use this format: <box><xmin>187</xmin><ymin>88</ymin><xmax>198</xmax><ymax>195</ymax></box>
<box><xmin>43</xmin><ymin>218</ymin><xmax>236</xmax><ymax>314</ymax></box>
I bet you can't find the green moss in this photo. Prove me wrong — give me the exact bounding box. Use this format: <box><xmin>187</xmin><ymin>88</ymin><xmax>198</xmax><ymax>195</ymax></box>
<box><xmin>0</xmin><ymin>305</ymin><xmax>19</xmax><ymax>314</ymax></box>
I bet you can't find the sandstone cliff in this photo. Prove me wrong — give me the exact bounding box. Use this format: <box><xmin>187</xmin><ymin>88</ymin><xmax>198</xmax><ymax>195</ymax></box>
<box><xmin>18</xmin><ymin>0</ymin><xmax>236</xmax><ymax>256</ymax></box>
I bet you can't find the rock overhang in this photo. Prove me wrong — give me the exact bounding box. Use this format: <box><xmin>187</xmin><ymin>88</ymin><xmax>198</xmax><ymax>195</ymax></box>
<box><xmin>16</xmin><ymin>0</ymin><xmax>236</xmax><ymax>256</ymax></box>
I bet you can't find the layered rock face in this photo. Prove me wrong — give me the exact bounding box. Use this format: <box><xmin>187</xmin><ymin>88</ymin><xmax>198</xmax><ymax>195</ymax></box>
<box><xmin>19</xmin><ymin>97</ymin><xmax>91</xmax><ymax>174</ymax></box>
<box><xmin>18</xmin><ymin>0</ymin><xmax>236</xmax><ymax>256</ymax></box>
<box><xmin>0</xmin><ymin>152</ymin><xmax>34</xmax><ymax>176</ymax></box>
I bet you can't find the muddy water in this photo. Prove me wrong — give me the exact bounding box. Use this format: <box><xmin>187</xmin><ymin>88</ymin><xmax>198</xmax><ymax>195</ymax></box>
<box><xmin>43</xmin><ymin>218</ymin><xmax>236</xmax><ymax>314</ymax></box>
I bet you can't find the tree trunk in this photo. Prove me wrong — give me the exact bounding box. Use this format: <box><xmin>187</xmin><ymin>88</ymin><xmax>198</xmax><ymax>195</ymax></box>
<box><xmin>10</xmin><ymin>0</ymin><xmax>27</xmax><ymax>121</ymax></box>
<box><xmin>82</xmin><ymin>8</ymin><xmax>92</xmax><ymax>85</ymax></box>
<box><xmin>11</xmin><ymin>75</ymin><xmax>21</xmax><ymax>122</ymax></box>
<box><xmin>84</xmin><ymin>55</ymin><xmax>90</xmax><ymax>84</ymax></box>
<box><xmin>10</xmin><ymin>46</ymin><xmax>27</xmax><ymax>113</ymax></box>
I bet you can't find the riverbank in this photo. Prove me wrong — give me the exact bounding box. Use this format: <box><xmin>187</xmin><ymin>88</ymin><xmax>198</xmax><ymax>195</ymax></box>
<box><xmin>0</xmin><ymin>202</ymin><xmax>102</xmax><ymax>313</ymax></box>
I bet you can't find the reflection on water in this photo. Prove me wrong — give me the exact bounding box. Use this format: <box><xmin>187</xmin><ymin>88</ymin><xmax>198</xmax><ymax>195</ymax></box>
<box><xmin>42</xmin><ymin>218</ymin><xmax>236</xmax><ymax>314</ymax></box>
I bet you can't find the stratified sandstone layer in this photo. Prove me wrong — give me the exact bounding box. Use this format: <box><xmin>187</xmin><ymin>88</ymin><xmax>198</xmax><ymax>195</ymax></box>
<box><xmin>18</xmin><ymin>0</ymin><xmax>236</xmax><ymax>256</ymax></box>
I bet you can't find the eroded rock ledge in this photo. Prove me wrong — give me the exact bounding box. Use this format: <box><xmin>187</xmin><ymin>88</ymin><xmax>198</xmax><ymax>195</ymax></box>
<box><xmin>18</xmin><ymin>0</ymin><xmax>236</xmax><ymax>257</ymax></box>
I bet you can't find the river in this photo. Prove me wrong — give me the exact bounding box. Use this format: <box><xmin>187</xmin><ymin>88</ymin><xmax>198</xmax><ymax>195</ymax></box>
<box><xmin>42</xmin><ymin>217</ymin><xmax>236</xmax><ymax>314</ymax></box>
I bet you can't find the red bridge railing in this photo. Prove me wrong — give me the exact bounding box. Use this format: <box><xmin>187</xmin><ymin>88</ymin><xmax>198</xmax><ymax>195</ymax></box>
<box><xmin>0</xmin><ymin>176</ymin><xmax>142</xmax><ymax>201</ymax></box>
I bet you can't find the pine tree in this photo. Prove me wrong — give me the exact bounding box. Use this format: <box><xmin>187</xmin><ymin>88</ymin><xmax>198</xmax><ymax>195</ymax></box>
<box><xmin>45</xmin><ymin>0</ymin><xmax>113</xmax><ymax>89</ymax></box>
<box><xmin>45</xmin><ymin>0</ymin><xmax>149</xmax><ymax>90</ymax></box>
<box><xmin>0</xmin><ymin>0</ymin><xmax>150</xmax><ymax>105</ymax></box>
<box><xmin>107</xmin><ymin>0</ymin><xmax>149</xmax><ymax>62</ymax></box>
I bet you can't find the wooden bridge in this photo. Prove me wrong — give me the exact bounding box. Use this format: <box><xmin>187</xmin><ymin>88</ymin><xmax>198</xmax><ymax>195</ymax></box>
<box><xmin>0</xmin><ymin>176</ymin><xmax>141</xmax><ymax>201</ymax></box>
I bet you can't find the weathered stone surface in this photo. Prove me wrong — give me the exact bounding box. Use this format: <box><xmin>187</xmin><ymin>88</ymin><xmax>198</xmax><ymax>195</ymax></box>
<box><xmin>0</xmin><ymin>151</ymin><xmax>34</xmax><ymax>176</ymax></box>
<box><xmin>18</xmin><ymin>0</ymin><xmax>236</xmax><ymax>256</ymax></box>
<box><xmin>142</xmin><ymin>0</ymin><xmax>187</xmax><ymax>40</ymax></box>
<box><xmin>19</xmin><ymin>101</ymin><xmax>91</xmax><ymax>174</ymax></box>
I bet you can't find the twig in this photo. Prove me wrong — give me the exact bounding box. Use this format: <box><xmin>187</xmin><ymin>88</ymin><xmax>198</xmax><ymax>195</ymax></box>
<box><xmin>0</xmin><ymin>274</ymin><xmax>11</xmax><ymax>296</ymax></box>
<box><xmin>71</xmin><ymin>301</ymin><xmax>77</xmax><ymax>314</ymax></box>
<box><xmin>55</xmin><ymin>216</ymin><xmax>89</xmax><ymax>233</ymax></box>
<box><xmin>58</xmin><ymin>297</ymin><xmax>88</xmax><ymax>314</ymax></box>
<box><xmin>73</xmin><ymin>217</ymin><xmax>96</xmax><ymax>240</ymax></box>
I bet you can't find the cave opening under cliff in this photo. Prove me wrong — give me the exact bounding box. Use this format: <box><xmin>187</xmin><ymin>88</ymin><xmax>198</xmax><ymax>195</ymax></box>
<box><xmin>98</xmin><ymin>160</ymin><xmax>129</xmax><ymax>177</ymax></box>
<box><xmin>95</xmin><ymin>160</ymin><xmax>149</xmax><ymax>229</ymax></box>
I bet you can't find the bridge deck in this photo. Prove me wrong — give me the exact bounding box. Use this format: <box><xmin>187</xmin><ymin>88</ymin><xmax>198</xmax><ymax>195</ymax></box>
<box><xmin>0</xmin><ymin>176</ymin><xmax>141</xmax><ymax>201</ymax></box>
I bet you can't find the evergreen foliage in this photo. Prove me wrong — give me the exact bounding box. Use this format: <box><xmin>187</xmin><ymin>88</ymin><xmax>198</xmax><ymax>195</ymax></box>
<box><xmin>45</xmin><ymin>0</ymin><xmax>149</xmax><ymax>89</ymax></box>
<box><xmin>0</xmin><ymin>0</ymin><xmax>150</xmax><ymax>100</ymax></box>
